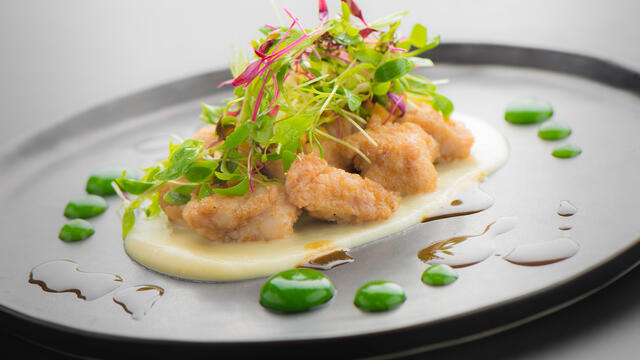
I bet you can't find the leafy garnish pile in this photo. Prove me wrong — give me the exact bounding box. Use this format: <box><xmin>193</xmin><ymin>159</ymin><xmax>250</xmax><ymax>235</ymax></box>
<box><xmin>115</xmin><ymin>0</ymin><xmax>452</xmax><ymax>238</ymax></box>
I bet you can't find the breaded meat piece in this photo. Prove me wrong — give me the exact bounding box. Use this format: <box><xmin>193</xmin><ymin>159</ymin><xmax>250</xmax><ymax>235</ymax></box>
<box><xmin>303</xmin><ymin>119</ymin><xmax>358</xmax><ymax>170</ymax></box>
<box><xmin>192</xmin><ymin>125</ymin><xmax>220</xmax><ymax>148</ymax></box>
<box><xmin>182</xmin><ymin>183</ymin><xmax>300</xmax><ymax>243</ymax></box>
<box><xmin>304</xmin><ymin>136</ymin><xmax>355</xmax><ymax>171</ymax></box>
<box><xmin>158</xmin><ymin>183</ymin><xmax>187</xmax><ymax>226</ymax></box>
<box><xmin>347</xmin><ymin>122</ymin><xmax>439</xmax><ymax>195</ymax></box>
<box><xmin>285</xmin><ymin>154</ymin><xmax>400</xmax><ymax>223</ymax></box>
<box><xmin>399</xmin><ymin>100</ymin><xmax>474</xmax><ymax>162</ymax></box>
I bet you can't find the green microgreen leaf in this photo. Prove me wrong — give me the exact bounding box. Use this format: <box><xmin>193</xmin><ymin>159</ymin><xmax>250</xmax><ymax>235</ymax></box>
<box><xmin>343</xmin><ymin>87</ymin><xmax>362</xmax><ymax>111</ymax></box>
<box><xmin>155</xmin><ymin>139</ymin><xmax>202</xmax><ymax>181</ymax></box>
<box><xmin>406</xmin><ymin>57</ymin><xmax>434</xmax><ymax>68</ymax></box>
<box><xmin>372</xmin><ymin>81</ymin><xmax>391</xmax><ymax>96</ymax></box>
<box><xmin>409</xmin><ymin>24</ymin><xmax>427</xmax><ymax>48</ymax></box>
<box><xmin>115</xmin><ymin>178</ymin><xmax>155</xmax><ymax>195</ymax></box>
<box><xmin>374</xmin><ymin>58</ymin><xmax>414</xmax><ymax>83</ymax></box>
<box><xmin>200</xmin><ymin>103</ymin><xmax>224</xmax><ymax>124</ymax></box>
<box><xmin>198</xmin><ymin>183</ymin><xmax>212</xmax><ymax>201</ymax></box>
<box><xmin>184</xmin><ymin>161</ymin><xmax>217</xmax><ymax>183</ymax></box>
<box><xmin>222</xmin><ymin>122</ymin><xmax>251</xmax><ymax>150</ymax></box>
<box><xmin>352</xmin><ymin>48</ymin><xmax>383</xmax><ymax>65</ymax></box>
<box><xmin>163</xmin><ymin>185</ymin><xmax>196</xmax><ymax>205</ymax></box>
<box><xmin>213</xmin><ymin>178</ymin><xmax>250</xmax><ymax>196</ymax></box>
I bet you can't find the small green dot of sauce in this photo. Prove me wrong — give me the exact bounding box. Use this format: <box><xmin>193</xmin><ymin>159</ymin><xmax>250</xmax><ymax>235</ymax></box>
<box><xmin>552</xmin><ymin>144</ymin><xmax>582</xmax><ymax>159</ymax></box>
<box><xmin>86</xmin><ymin>168</ymin><xmax>135</xmax><ymax>196</ymax></box>
<box><xmin>537</xmin><ymin>121</ymin><xmax>572</xmax><ymax>141</ymax></box>
<box><xmin>354</xmin><ymin>280</ymin><xmax>406</xmax><ymax>312</ymax></box>
<box><xmin>260</xmin><ymin>269</ymin><xmax>335</xmax><ymax>313</ymax></box>
<box><xmin>505</xmin><ymin>97</ymin><xmax>554</xmax><ymax>125</ymax></box>
<box><xmin>421</xmin><ymin>264</ymin><xmax>458</xmax><ymax>286</ymax></box>
<box><xmin>59</xmin><ymin>219</ymin><xmax>95</xmax><ymax>242</ymax></box>
<box><xmin>64</xmin><ymin>195</ymin><xmax>108</xmax><ymax>219</ymax></box>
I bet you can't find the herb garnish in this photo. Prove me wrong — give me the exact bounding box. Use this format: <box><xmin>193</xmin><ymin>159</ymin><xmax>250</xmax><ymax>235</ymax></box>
<box><xmin>115</xmin><ymin>0</ymin><xmax>452</xmax><ymax>238</ymax></box>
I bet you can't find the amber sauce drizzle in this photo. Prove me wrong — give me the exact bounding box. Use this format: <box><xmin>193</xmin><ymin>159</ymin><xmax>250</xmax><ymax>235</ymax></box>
<box><xmin>418</xmin><ymin>217</ymin><xmax>517</xmax><ymax>267</ymax></box>
<box><xmin>28</xmin><ymin>260</ymin><xmax>123</xmax><ymax>300</ymax></box>
<box><xmin>503</xmin><ymin>201</ymin><xmax>579</xmax><ymax>266</ymax></box>
<box><xmin>422</xmin><ymin>184</ymin><xmax>494</xmax><ymax>223</ymax></box>
<box><xmin>113</xmin><ymin>285</ymin><xmax>165</xmax><ymax>320</ymax></box>
<box><xmin>299</xmin><ymin>249</ymin><xmax>354</xmax><ymax>270</ymax></box>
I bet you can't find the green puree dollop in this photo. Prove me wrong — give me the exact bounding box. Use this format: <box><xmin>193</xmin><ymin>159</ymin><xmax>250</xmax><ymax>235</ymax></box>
<box><xmin>59</xmin><ymin>219</ymin><xmax>95</xmax><ymax>242</ymax></box>
<box><xmin>354</xmin><ymin>280</ymin><xmax>406</xmax><ymax>312</ymax></box>
<box><xmin>421</xmin><ymin>264</ymin><xmax>458</xmax><ymax>286</ymax></box>
<box><xmin>504</xmin><ymin>97</ymin><xmax>554</xmax><ymax>125</ymax></box>
<box><xmin>260</xmin><ymin>269</ymin><xmax>335</xmax><ymax>312</ymax></box>
<box><xmin>64</xmin><ymin>195</ymin><xmax>108</xmax><ymax>219</ymax></box>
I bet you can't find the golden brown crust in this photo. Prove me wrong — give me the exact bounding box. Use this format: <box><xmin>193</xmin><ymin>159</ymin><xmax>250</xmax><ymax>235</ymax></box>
<box><xmin>285</xmin><ymin>153</ymin><xmax>401</xmax><ymax>223</ymax></box>
<box><xmin>347</xmin><ymin>122</ymin><xmax>439</xmax><ymax>195</ymax></box>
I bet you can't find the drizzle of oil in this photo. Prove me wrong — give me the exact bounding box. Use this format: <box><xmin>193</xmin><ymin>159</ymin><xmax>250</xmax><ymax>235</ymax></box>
<box><xmin>422</xmin><ymin>184</ymin><xmax>494</xmax><ymax>223</ymax></box>
<box><xmin>418</xmin><ymin>216</ymin><xmax>517</xmax><ymax>267</ymax></box>
<box><xmin>28</xmin><ymin>260</ymin><xmax>123</xmax><ymax>300</ymax></box>
<box><xmin>557</xmin><ymin>200</ymin><xmax>577</xmax><ymax>217</ymax></box>
<box><xmin>503</xmin><ymin>238</ymin><xmax>580</xmax><ymax>266</ymax></box>
<box><xmin>299</xmin><ymin>249</ymin><xmax>354</xmax><ymax>270</ymax></box>
<box><xmin>113</xmin><ymin>285</ymin><xmax>164</xmax><ymax>320</ymax></box>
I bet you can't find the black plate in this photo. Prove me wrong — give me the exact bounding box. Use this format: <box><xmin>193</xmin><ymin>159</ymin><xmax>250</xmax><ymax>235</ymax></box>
<box><xmin>1</xmin><ymin>44</ymin><xmax>639</xmax><ymax>359</ymax></box>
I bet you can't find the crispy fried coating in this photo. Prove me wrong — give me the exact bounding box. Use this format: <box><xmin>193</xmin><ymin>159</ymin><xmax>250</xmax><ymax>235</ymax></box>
<box><xmin>399</xmin><ymin>100</ymin><xmax>474</xmax><ymax>162</ymax></box>
<box><xmin>181</xmin><ymin>183</ymin><xmax>300</xmax><ymax>243</ymax></box>
<box><xmin>285</xmin><ymin>154</ymin><xmax>400</xmax><ymax>223</ymax></box>
<box><xmin>347</xmin><ymin>122</ymin><xmax>439</xmax><ymax>195</ymax></box>
<box><xmin>192</xmin><ymin>125</ymin><xmax>219</xmax><ymax>148</ymax></box>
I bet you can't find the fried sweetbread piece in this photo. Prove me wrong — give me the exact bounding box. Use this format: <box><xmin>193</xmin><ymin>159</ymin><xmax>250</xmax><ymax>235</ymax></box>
<box><xmin>347</xmin><ymin>122</ymin><xmax>439</xmax><ymax>196</ymax></box>
<box><xmin>192</xmin><ymin>125</ymin><xmax>220</xmax><ymax>148</ymax></box>
<box><xmin>182</xmin><ymin>183</ymin><xmax>301</xmax><ymax>243</ymax></box>
<box><xmin>285</xmin><ymin>154</ymin><xmax>400</xmax><ymax>223</ymax></box>
<box><xmin>399</xmin><ymin>100</ymin><xmax>474</xmax><ymax>162</ymax></box>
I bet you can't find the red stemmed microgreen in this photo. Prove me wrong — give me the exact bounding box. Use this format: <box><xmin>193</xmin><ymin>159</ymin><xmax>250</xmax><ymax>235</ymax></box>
<box><xmin>116</xmin><ymin>0</ymin><xmax>454</xmax><ymax>238</ymax></box>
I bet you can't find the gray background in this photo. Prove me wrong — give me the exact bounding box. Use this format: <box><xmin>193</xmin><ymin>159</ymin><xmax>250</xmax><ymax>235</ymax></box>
<box><xmin>1</xmin><ymin>0</ymin><xmax>638</xmax><ymax>358</ymax></box>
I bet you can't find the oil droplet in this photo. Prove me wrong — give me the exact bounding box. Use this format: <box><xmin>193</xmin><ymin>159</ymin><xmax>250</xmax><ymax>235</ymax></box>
<box><xmin>354</xmin><ymin>281</ymin><xmax>406</xmax><ymax>312</ymax></box>
<box><xmin>503</xmin><ymin>238</ymin><xmax>579</xmax><ymax>266</ymax></box>
<box><xmin>260</xmin><ymin>269</ymin><xmax>335</xmax><ymax>313</ymax></box>
<box><xmin>299</xmin><ymin>249</ymin><xmax>354</xmax><ymax>270</ymax></box>
<box><xmin>559</xmin><ymin>225</ymin><xmax>573</xmax><ymax>231</ymax></box>
<box><xmin>418</xmin><ymin>216</ymin><xmax>517</xmax><ymax>267</ymax></box>
<box><xmin>113</xmin><ymin>285</ymin><xmax>164</xmax><ymax>320</ymax></box>
<box><xmin>423</xmin><ymin>184</ymin><xmax>494</xmax><ymax>223</ymax></box>
<box><xmin>29</xmin><ymin>260</ymin><xmax>122</xmax><ymax>300</ymax></box>
<box><xmin>504</xmin><ymin>97</ymin><xmax>554</xmax><ymax>125</ymax></box>
<box><xmin>421</xmin><ymin>264</ymin><xmax>458</xmax><ymax>286</ymax></box>
<box><xmin>557</xmin><ymin>200</ymin><xmax>577</xmax><ymax>217</ymax></box>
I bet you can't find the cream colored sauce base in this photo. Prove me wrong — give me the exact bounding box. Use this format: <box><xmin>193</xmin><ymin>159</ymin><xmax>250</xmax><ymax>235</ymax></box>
<box><xmin>125</xmin><ymin>113</ymin><xmax>509</xmax><ymax>281</ymax></box>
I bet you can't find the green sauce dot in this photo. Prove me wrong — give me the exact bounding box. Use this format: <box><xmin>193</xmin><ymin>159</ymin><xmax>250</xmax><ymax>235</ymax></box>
<box><xmin>552</xmin><ymin>144</ymin><xmax>582</xmax><ymax>158</ymax></box>
<box><xmin>354</xmin><ymin>280</ymin><xmax>406</xmax><ymax>312</ymax></box>
<box><xmin>59</xmin><ymin>219</ymin><xmax>95</xmax><ymax>242</ymax></box>
<box><xmin>421</xmin><ymin>264</ymin><xmax>458</xmax><ymax>286</ymax></box>
<box><xmin>260</xmin><ymin>269</ymin><xmax>335</xmax><ymax>313</ymax></box>
<box><xmin>64</xmin><ymin>195</ymin><xmax>108</xmax><ymax>219</ymax></box>
<box><xmin>505</xmin><ymin>97</ymin><xmax>554</xmax><ymax>125</ymax></box>
<box><xmin>86</xmin><ymin>168</ymin><xmax>135</xmax><ymax>196</ymax></box>
<box><xmin>537</xmin><ymin>121</ymin><xmax>572</xmax><ymax>140</ymax></box>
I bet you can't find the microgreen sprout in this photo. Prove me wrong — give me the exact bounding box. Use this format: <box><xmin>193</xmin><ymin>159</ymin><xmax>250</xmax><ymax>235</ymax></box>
<box><xmin>115</xmin><ymin>0</ymin><xmax>453</xmax><ymax>238</ymax></box>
